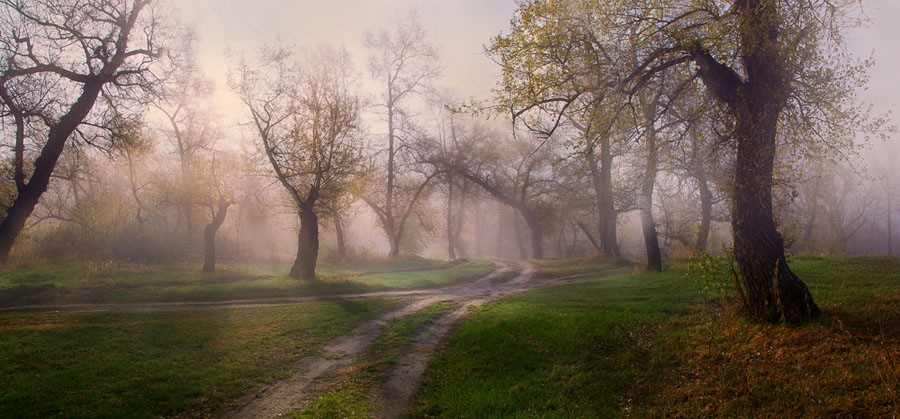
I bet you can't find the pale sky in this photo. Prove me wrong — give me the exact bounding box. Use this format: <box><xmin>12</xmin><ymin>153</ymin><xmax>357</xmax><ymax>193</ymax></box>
<box><xmin>175</xmin><ymin>0</ymin><xmax>899</xmax><ymax>144</ymax></box>
<box><xmin>177</xmin><ymin>0</ymin><xmax>518</xmax><ymax>122</ymax></box>
<box><xmin>850</xmin><ymin>0</ymin><xmax>900</xmax><ymax>129</ymax></box>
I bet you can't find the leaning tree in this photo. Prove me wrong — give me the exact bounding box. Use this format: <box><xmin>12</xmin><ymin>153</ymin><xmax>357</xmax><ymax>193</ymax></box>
<box><xmin>497</xmin><ymin>0</ymin><xmax>886</xmax><ymax>321</ymax></box>
<box><xmin>0</xmin><ymin>0</ymin><xmax>172</xmax><ymax>261</ymax></box>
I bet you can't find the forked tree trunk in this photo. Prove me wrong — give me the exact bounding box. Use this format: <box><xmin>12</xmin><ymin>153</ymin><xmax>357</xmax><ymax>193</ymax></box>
<box><xmin>203</xmin><ymin>197</ymin><xmax>231</xmax><ymax>273</ymax></box>
<box><xmin>289</xmin><ymin>209</ymin><xmax>319</xmax><ymax>280</ymax></box>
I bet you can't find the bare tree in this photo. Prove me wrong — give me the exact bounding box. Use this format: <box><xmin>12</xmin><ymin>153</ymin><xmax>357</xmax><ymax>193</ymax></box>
<box><xmin>0</xmin><ymin>0</ymin><xmax>171</xmax><ymax>260</ymax></box>
<box><xmin>363</xmin><ymin>12</ymin><xmax>442</xmax><ymax>257</ymax></box>
<box><xmin>150</xmin><ymin>40</ymin><xmax>217</xmax><ymax>248</ymax></box>
<box><xmin>234</xmin><ymin>44</ymin><xmax>366</xmax><ymax>279</ymax></box>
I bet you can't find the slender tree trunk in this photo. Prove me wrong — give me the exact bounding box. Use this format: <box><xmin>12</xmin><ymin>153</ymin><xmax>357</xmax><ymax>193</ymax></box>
<box><xmin>577</xmin><ymin>221</ymin><xmax>603</xmax><ymax>255</ymax></box>
<box><xmin>289</xmin><ymin>209</ymin><xmax>319</xmax><ymax>280</ymax></box>
<box><xmin>474</xmin><ymin>202</ymin><xmax>484</xmax><ymax>258</ymax></box>
<box><xmin>447</xmin><ymin>175</ymin><xmax>456</xmax><ymax>260</ymax></box>
<box><xmin>640</xmin><ymin>101</ymin><xmax>662</xmax><ymax>272</ymax></box>
<box><xmin>0</xmin><ymin>81</ymin><xmax>104</xmax><ymax>261</ymax></box>
<box><xmin>599</xmin><ymin>137</ymin><xmax>619</xmax><ymax>257</ymax></box>
<box><xmin>586</xmin><ymin>142</ymin><xmax>620</xmax><ymax>258</ymax></box>
<box><xmin>513</xmin><ymin>214</ymin><xmax>528</xmax><ymax>259</ymax></box>
<box><xmin>384</xmin><ymin>84</ymin><xmax>399</xmax><ymax>258</ymax></box>
<box><xmin>522</xmin><ymin>211</ymin><xmax>543</xmax><ymax>259</ymax></box>
<box><xmin>451</xmin><ymin>187</ymin><xmax>468</xmax><ymax>259</ymax></box>
<box><xmin>203</xmin><ymin>197</ymin><xmax>231</xmax><ymax>273</ymax></box>
<box><xmin>888</xmin><ymin>198</ymin><xmax>893</xmax><ymax>255</ymax></box>
<box><xmin>696</xmin><ymin>172</ymin><xmax>713</xmax><ymax>252</ymax></box>
<box><xmin>334</xmin><ymin>213</ymin><xmax>346</xmax><ymax>261</ymax></box>
<box><xmin>496</xmin><ymin>202</ymin><xmax>505</xmax><ymax>258</ymax></box>
<box><xmin>558</xmin><ymin>222</ymin><xmax>566</xmax><ymax>258</ymax></box>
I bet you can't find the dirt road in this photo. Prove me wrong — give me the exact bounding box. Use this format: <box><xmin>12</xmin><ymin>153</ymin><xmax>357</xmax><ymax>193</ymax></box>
<box><xmin>226</xmin><ymin>261</ymin><xmax>627</xmax><ymax>418</ymax></box>
<box><xmin>1</xmin><ymin>260</ymin><xmax>626</xmax><ymax>418</ymax></box>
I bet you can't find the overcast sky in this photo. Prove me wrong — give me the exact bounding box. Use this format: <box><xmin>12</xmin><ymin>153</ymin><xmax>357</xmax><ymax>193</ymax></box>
<box><xmin>176</xmin><ymin>0</ymin><xmax>899</xmax><ymax>143</ymax></box>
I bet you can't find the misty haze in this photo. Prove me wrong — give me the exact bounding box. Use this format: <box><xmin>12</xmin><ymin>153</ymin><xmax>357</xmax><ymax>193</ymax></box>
<box><xmin>1</xmin><ymin>0</ymin><xmax>899</xmax><ymax>417</ymax></box>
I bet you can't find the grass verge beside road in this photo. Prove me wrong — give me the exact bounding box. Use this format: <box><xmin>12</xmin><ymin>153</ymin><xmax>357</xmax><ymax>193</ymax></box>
<box><xmin>0</xmin><ymin>298</ymin><xmax>399</xmax><ymax>418</ymax></box>
<box><xmin>0</xmin><ymin>258</ymin><xmax>494</xmax><ymax>306</ymax></box>
<box><xmin>411</xmin><ymin>255</ymin><xmax>900</xmax><ymax>417</ymax></box>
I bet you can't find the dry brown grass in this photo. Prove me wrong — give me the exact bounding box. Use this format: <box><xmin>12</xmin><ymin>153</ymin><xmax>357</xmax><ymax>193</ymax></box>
<box><xmin>653</xmin><ymin>294</ymin><xmax>900</xmax><ymax>417</ymax></box>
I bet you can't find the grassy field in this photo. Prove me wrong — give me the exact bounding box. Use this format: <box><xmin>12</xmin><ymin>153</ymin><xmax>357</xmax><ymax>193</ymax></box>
<box><xmin>0</xmin><ymin>257</ymin><xmax>494</xmax><ymax>306</ymax></box>
<box><xmin>0</xmin><ymin>298</ymin><xmax>399</xmax><ymax>418</ymax></box>
<box><xmin>4</xmin><ymin>255</ymin><xmax>899</xmax><ymax>417</ymax></box>
<box><xmin>411</xmin><ymin>255</ymin><xmax>900</xmax><ymax>417</ymax></box>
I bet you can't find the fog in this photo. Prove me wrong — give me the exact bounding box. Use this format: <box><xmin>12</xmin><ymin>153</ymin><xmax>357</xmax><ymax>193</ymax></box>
<box><xmin>2</xmin><ymin>0</ymin><xmax>898</xmax><ymax>275</ymax></box>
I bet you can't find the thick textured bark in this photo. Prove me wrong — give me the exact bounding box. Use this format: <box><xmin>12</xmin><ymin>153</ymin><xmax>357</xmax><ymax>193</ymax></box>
<box><xmin>289</xmin><ymin>210</ymin><xmax>319</xmax><ymax>280</ymax></box>
<box><xmin>0</xmin><ymin>81</ymin><xmax>104</xmax><ymax>260</ymax></box>
<box><xmin>691</xmin><ymin>0</ymin><xmax>818</xmax><ymax>321</ymax></box>
<box><xmin>203</xmin><ymin>197</ymin><xmax>231</xmax><ymax>273</ymax></box>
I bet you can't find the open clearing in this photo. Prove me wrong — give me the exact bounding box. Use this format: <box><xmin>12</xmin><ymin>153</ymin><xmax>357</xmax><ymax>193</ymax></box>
<box><xmin>3</xmin><ymin>255</ymin><xmax>900</xmax><ymax>417</ymax></box>
<box><xmin>0</xmin><ymin>258</ymin><xmax>494</xmax><ymax>311</ymax></box>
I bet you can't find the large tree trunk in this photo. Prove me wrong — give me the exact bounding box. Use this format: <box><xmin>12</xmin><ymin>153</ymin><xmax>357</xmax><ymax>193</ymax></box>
<box><xmin>688</xmin><ymin>0</ymin><xmax>818</xmax><ymax>322</ymax></box>
<box><xmin>729</xmin><ymin>1</ymin><xmax>818</xmax><ymax>322</ymax></box>
<box><xmin>0</xmin><ymin>81</ymin><xmax>104</xmax><ymax>261</ymax></box>
<box><xmin>289</xmin><ymin>209</ymin><xmax>319</xmax><ymax>280</ymax></box>
<box><xmin>203</xmin><ymin>197</ymin><xmax>231</xmax><ymax>273</ymax></box>
<box><xmin>732</xmin><ymin>112</ymin><xmax>818</xmax><ymax>321</ymax></box>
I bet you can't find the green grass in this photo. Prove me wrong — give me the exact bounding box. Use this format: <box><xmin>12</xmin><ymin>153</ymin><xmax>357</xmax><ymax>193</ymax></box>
<box><xmin>0</xmin><ymin>258</ymin><xmax>494</xmax><ymax>306</ymax></box>
<box><xmin>531</xmin><ymin>257</ymin><xmax>632</xmax><ymax>279</ymax></box>
<box><xmin>410</xmin><ymin>265</ymin><xmax>694</xmax><ymax>418</ymax></box>
<box><xmin>295</xmin><ymin>301</ymin><xmax>456</xmax><ymax>419</ymax></box>
<box><xmin>0</xmin><ymin>298</ymin><xmax>399</xmax><ymax>418</ymax></box>
<box><xmin>411</xmin><ymin>255</ymin><xmax>900</xmax><ymax>418</ymax></box>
